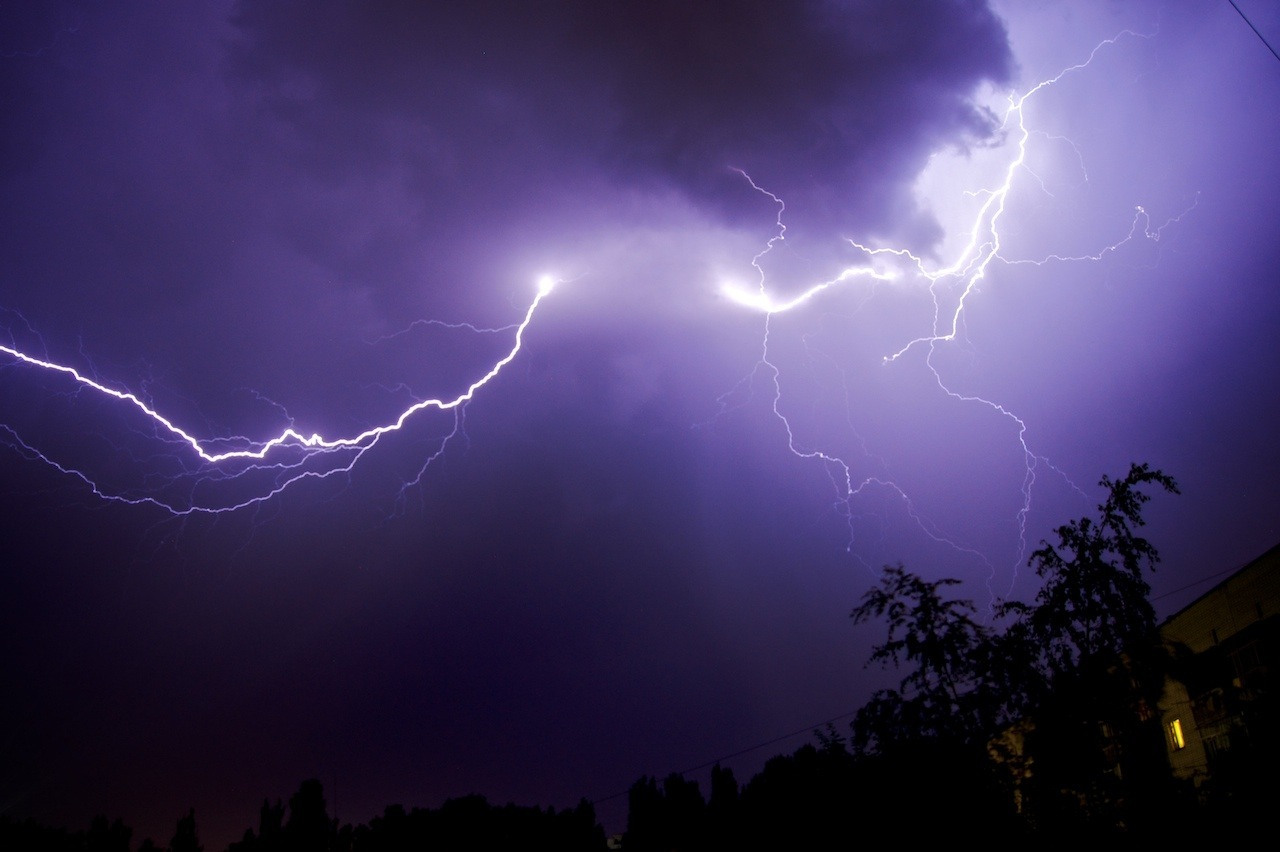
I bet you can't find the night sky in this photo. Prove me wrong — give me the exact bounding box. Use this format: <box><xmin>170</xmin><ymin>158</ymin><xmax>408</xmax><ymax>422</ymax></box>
<box><xmin>3</xmin><ymin>1</ymin><xmax>1279</xmax><ymax>847</ymax></box>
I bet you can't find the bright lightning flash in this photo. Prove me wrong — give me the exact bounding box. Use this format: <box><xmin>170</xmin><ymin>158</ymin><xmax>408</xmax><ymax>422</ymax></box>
<box><xmin>0</xmin><ymin>31</ymin><xmax>1195</xmax><ymax>584</ymax></box>
<box><xmin>720</xmin><ymin>31</ymin><xmax>1196</xmax><ymax>593</ymax></box>
<box><xmin>0</xmin><ymin>277</ymin><xmax>559</xmax><ymax>515</ymax></box>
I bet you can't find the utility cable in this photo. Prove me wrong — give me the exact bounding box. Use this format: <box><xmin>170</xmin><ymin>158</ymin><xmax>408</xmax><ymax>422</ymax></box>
<box><xmin>1228</xmin><ymin>0</ymin><xmax>1280</xmax><ymax>63</ymax></box>
<box><xmin>590</xmin><ymin>708</ymin><xmax>860</xmax><ymax>805</ymax></box>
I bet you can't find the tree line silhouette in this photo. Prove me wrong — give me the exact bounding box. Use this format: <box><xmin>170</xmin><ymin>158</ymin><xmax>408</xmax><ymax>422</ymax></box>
<box><xmin>4</xmin><ymin>463</ymin><xmax>1274</xmax><ymax>849</ymax></box>
<box><xmin>616</xmin><ymin>463</ymin><xmax>1273</xmax><ymax>847</ymax></box>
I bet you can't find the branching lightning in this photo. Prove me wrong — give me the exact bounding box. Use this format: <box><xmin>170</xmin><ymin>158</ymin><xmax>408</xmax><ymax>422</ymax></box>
<box><xmin>0</xmin><ymin>30</ymin><xmax>1197</xmax><ymax>593</ymax></box>
<box><xmin>0</xmin><ymin>276</ymin><xmax>559</xmax><ymax>514</ymax></box>
<box><xmin>720</xmin><ymin>31</ymin><xmax>1197</xmax><ymax>593</ymax></box>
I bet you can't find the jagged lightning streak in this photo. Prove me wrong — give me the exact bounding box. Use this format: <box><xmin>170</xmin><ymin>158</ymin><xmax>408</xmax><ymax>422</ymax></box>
<box><xmin>721</xmin><ymin>31</ymin><xmax>1195</xmax><ymax>594</ymax></box>
<box><xmin>714</xmin><ymin>171</ymin><xmax>980</xmax><ymax>574</ymax></box>
<box><xmin>0</xmin><ymin>275</ymin><xmax>559</xmax><ymax>514</ymax></box>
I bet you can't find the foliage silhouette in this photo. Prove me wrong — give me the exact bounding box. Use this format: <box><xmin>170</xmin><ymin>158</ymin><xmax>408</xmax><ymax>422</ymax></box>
<box><xmin>1013</xmin><ymin>463</ymin><xmax>1182</xmax><ymax>835</ymax></box>
<box><xmin>625</xmin><ymin>771</ymin><xmax>718</xmax><ymax>851</ymax></box>
<box><xmin>7</xmin><ymin>463</ymin><xmax>1268</xmax><ymax>849</ymax></box>
<box><xmin>845</xmin><ymin>462</ymin><xmax>1186</xmax><ymax>839</ymax></box>
<box><xmin>849</xmin><ymin>565</ymin><xmax>996</xmax><ymax>753</ymax></box>
<box><xmin>86</xmin><ymin>815</ymin><xmax>132</xmax><ymax>852</ymax></box>
<box><xmin>1023</xmin><ymin>462</ymin><xmax>1180</xmax><ymax>676</ymax></box>
<box><xmin>225</xmin><ymin>778</ymin><xmax>606</xmax><ymax>851</ymax></box>
<box><xmin>168</xmin><ymin>809</ymin><xmax>201</xmax><ymax>852</ymax></box>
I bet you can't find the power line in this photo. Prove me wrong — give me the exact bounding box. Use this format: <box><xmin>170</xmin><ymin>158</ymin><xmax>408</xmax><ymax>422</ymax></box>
<box><xmin>590</xmin><ymin>708</ymin><xmax>859</xmax><ymax>806</ymax></box>
<box><xmin>1228</xmin><ymin>0</ymin><xmax>1280</xmax><ymax>63</ymax></box>
<box><xmin>1153</xmin><ymin>561</ymin><xmax>1251</xmax><ymax>604</ymax></box>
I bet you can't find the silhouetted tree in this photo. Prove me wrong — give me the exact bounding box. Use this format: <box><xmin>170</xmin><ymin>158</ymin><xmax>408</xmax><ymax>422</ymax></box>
<box><xmin>168</xmin><ymin>808</ymin><xmax>201</xmax><ymax>852</ymax></box>
<box><xmin>739</xmin><ymin>744</ymin><xmax>850</xmax><ymax>845</ymax></box>
<box><xmin>352</xmin><ymin>802</ymin><xmax>408</xmax><ymax>851</ymax></box>
<box><xmin>661</xmin><ymin>773</ymin><xmax>705</xmax><ymax>849</ymax></box>
<box><xmin>226</xmin><ymin>782</ymin><xmax>605</xmax><ymax>852</ymax></box>
<box><xmin>839</xmin><ymin>563</ymin><xmax>1025</xmax><ymax>839</ymax></box>
<box><xmin>1010</xmin><ymin>462</ymin><xmax>1182</xmax><ymax>835</ymax></box>
<box><xmin>284</xmin><ymin>779</ymin><xmax>334</xmax><ymax>852</ymax></box>
<box><xmin>849</xmin><ymin>564</ymin><xmax>998</xmax><ymax>754</ymax></box>
<box><xmin>562</xmin><ymin>799</ymin><xmax>609</xmax><ymax>852</ymax></box>
<box><xmin>86</xmin><ymin>815</ymin><xmax>132</xmax><ymax>852</ymax></box>
<box><xmin>227</xmin><ymin>797</ymin><xmax>285</xmax><ymax>852</ymax></box>
<box><xmin>705</xmin><ymin>763</ymin><xmax>739</xmax><ymax>848</ymax></box>
<box><xmin>622</xmin><ymin>773</ymin><xmax>706</xmax><ymax>851</ymax></box>
<box><xmin>1023</xmin><ymin>462</ymin><xmax>1179</xmax><ymax>675</ymax></box>
<box><xmin>623</xmin><ymin>775</ymin><xmax>662</xmax><ymax>851</ymax></box>
<box><xmin>0</xmin><ymin>816</ymin><xmax>83</xmax><ymax>852</ymax></box>
<box><xmin>845</xmin><ymin>463</ymin><xmax>1182</xmax><ymax>839</ymax></box>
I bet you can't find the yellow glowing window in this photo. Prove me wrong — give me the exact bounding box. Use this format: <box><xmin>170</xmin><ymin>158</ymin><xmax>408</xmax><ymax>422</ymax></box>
<box><xmin>1168</xmin><ymin>718</ymin><xmax>1186</xmax><ymax>749</ymax></box>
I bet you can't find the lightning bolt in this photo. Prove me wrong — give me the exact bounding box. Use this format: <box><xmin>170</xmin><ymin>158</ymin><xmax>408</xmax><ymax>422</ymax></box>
<box><xmin>720</xmin><ymin>31</ymin><xmax>1196</xmax><ymax>597</ymax></box>
<box><xmin>0</xmin><ymin>276</ymin><xmax>559</xmax><ymax>515</ymax></box>
<box><xmin>0</xmin><ymin>29</ymin><xmax>1195</xmax><ymax>584</ymax></box>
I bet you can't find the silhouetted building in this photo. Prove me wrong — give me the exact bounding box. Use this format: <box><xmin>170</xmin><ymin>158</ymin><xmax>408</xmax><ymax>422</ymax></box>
<box><xmin>1159</xmin><ymin>542</ymin><xmax>1280</xmax><ymax>791</ymax></box>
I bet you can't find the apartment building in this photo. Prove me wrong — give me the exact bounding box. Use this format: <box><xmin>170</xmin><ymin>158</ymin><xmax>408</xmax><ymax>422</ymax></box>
<box><xmin>1158</xmin><ymin>542</ymin><xmax>1280</xmax><ymax>789</ymax></box>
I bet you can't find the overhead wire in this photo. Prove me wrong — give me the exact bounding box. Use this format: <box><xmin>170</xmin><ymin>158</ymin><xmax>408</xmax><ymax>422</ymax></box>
<box><xmin>590</xmin><ymin>708</ymin><xmax>860</xmax><ymax>805</ymax></box>
<box><xmin>1227</xmin><ymin>0</ymin><xmax>1280</xmax><ymax>63</ymax></box>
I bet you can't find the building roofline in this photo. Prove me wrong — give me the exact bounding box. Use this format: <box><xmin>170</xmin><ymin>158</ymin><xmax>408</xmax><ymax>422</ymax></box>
<box><xmin>1159</xmin><ymin>540</ymin><xmax>1280</xmax><ymax>626</ymax></box>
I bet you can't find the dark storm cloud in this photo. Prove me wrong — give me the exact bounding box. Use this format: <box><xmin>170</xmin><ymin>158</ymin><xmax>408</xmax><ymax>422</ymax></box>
<box><xmin>0</xmin><ymin>0</ymin><xmax>1016</xmax><ymax>463</ymax></box>
<box><xmin>160</xmin><ymin>0</ymin><xmax>1016</xmax><ymax>440</ymax></box>
<box><xmin>227</xmin><ymin>0</ymin><xmax>1012</xmax><ymax>233</ymax></box>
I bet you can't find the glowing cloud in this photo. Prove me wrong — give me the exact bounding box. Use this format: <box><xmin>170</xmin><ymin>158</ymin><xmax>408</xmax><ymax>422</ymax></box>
<box><xmin>719</xmin><ymin>29</ymin><xmax>1197</xmax><ymax>589</ymax></box>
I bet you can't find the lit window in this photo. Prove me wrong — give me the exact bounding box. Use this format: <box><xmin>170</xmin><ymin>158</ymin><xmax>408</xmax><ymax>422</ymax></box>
<box><xmin>1168</xmin><ymin>718</ymin><xmax>1186</xmax><ymax>750</ymax></box>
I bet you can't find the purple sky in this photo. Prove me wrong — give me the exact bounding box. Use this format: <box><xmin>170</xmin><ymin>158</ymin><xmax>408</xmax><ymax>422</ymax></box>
<box><xmin>3</xmin><ymin>1</ymin><xmax>1279</xmax><ymax>846</ymax></box>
